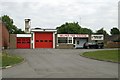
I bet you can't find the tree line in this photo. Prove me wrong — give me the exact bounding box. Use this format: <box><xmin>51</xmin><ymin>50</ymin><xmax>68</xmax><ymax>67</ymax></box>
<box><xmin>1</xmin><ymin>15</ymin><xmax>120</xmax><ymax>35</ymax></box>
<box><xmin>57</xmin><ymin>22</ymin><xmax>120</xmax><ymax>36</ymax></box>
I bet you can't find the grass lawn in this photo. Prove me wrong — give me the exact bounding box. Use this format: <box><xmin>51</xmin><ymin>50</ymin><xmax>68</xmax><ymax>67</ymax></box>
<box><xmin>81</xmin><ymin>50</ymin><xmax>119</xmax><ymax>63</ymax></box>
<box><xmin>0</xmin><ymin>52</ymin><xmax>23</xmax><ymax>68</ymax></box>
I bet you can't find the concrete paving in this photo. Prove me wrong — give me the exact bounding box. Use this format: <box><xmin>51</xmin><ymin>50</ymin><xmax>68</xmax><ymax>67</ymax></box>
<box><xmin>2</xmin><ymin>49</ymin><xmax>118</xmax><ymax>78</ymax></box>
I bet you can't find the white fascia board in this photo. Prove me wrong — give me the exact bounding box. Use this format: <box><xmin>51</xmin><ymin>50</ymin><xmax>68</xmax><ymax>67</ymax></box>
<box><xmin>31</xmin><ymin>29</ymin><xmax>57</xmax><ymax>32</ymax></box>
<box><xmin>32</xmin><ymin>32</ymin><xmax>35</xmax><ymax>49</ymax></box>
<box><xmin>31</xmin><ymin>29</ymin><xmax>44</xmax><ymax>32</ymax></box>
<box><xmin>45</xmin><ymin>29</ymin><xmax>57</xmax><ymax>32</ymax></box>
<box><xmin>16</xmin><ymin>34</ymin><xmax>31</xmax><ymax>37</ymax></box>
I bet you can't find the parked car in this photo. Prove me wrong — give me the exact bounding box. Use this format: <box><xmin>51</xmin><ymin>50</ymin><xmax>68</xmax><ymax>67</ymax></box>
<box><xmin>83</xmin><ymin>42</ymin><xmax>104</xmax><ymax>49</ymax></box>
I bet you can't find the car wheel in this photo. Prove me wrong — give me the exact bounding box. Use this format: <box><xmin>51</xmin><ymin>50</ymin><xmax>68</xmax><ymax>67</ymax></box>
<box><xmin>87</xmin><ymin>46</ymin><xmax>89</xmax><ymax>49</ymax></box>
<box><xmin>100</xmin><ymin>46</ymin><xmax>103</xmax><ymax>49</ymax></box>
<box><xmin>97</xmin><ymin>46</ymin><xmax>100</xmax><ymax>49</ymax></box>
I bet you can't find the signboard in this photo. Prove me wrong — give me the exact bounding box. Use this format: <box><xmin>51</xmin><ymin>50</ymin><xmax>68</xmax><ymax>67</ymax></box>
<box><xmin>91</xmin><ymin>35</ymin><xmax>104</xmax><ymax>40</ymax></box>
<box><xmin>57</xmin><ymin>34</ymin><xmax>89</xmax><ymax>38</ymax></box>
<box><xmin>16</xmin><ymin>34</ymin><xmax>31</xmax><ymax>37</ymax></box>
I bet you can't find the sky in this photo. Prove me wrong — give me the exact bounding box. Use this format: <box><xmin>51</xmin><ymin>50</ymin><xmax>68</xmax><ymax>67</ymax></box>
<box><xmin>0</xmin><ymin>0</ymin><xmax>119</xmax><ymax>34</ymax></box>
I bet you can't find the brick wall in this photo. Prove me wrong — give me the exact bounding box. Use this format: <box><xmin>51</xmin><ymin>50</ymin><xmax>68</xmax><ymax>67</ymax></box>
<box><xmin>0</xmin><ymin>21</ymin><xmax>2</xmax><ymax>50</ymax></box>
<box><xmin>0</xmin><ymin>21</ymin><xmax>10</xmax><ymax>49</ymax></box>
<box><xmin>10</xmin><ymin>34</ymin><xmax>16</xmax><ymax>49</ymax></box>
<box><xmin>56</xmin><ymin>44</ymin><xmax>74</xmax><ymax>49</ymax></box>
<box><xmin>105</xmin><ymin>41</ymin><xmax>120</xmax><ymax>48</ymax></box>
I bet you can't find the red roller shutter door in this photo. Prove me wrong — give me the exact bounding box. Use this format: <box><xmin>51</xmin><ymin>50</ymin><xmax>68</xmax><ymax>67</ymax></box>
<box><xmin>35</xmin><ymin>32</ymin><xmax>53</xmax><ymax>48</ymax></box>
<box><xmin>17</xmin><ymin>37</ymin><xmax>30</xmax><ymax>48</ymax></box>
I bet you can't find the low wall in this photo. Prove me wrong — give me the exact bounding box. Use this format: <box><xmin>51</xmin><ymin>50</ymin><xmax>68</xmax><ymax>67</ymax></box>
<box><xmin>105</xmin><ymin>41</ymin><xmax>120</xmax><ymax>48</ymax></box>
<box><xmin>56</xmin><ymin>44</ymin><xmax>74</xmax><ymax>49</ymax></box>
<box><xmin>0</xmin><ymin>21</ymin><xmax>2</xmax><ymax>50</ymax></box>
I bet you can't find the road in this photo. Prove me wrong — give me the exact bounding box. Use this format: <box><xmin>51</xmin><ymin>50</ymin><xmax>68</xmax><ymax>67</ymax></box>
<box><xmin>2</xmin><ymin>49</ymin><xmax>118</xmax><ymax>78</ymax></box>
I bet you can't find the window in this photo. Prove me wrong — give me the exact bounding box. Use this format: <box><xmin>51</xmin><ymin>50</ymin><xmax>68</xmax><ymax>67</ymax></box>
<box><xmin>69</xmin><ymin>40</ymin><xmax>72</xmax><ymax>43</ymax></box>
<box><xmin>40</xmin><ymin>40</ymin><xmax>43</xmax><ymax>42</ymax></box>
<box><xmin>73</xmin><ymin>39</ymin><xmax>75</xmax><ymax>44</ymax></box>
<box><xmin>36</xmin><ymin>40</ymin><xmax>39</xmax><ymax>42</ymax></box>
<box><xmin>44</xmin><ymin>40</ymin><xmax>47</xmax><ymax>42</ymax></box>
<box><xmin>68</xmin><ymin>37</ymin><xmax>72</xmax><ymax>44</ymax></box>
<box><xmin>77</xmin><ymin>41</ymin><xmax>79</xmax><ymax>44</ymax></box>
<box><xmin>49</xmin><ymin>40</ymin><xmax>52</xmax><ymax>42</ymax></box>
<box><xmin>58</xmin><ymin>37</ymin><xmax>67</xmax><ymax>43</ymax></box>
<box><xmin>58</xmin><ymin>37</ymin><xmax>73</xmax><ymax>44</ymax></box>
<box><xmin>17</xmin><ymin>42</ymin><xmax>21</xmax><ymax>43</ymax></box>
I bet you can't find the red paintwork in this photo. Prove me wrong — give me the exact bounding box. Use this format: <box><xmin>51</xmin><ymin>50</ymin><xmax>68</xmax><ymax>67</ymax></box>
<box><xmin>17</xmin><ymin>37</ymin><xmax>30</xmax><ymax>48</ymax></box>
<box><xmin>35</xmin><ymin>32</ymin><xmax>53</xmax><ymax>48</ymax></box>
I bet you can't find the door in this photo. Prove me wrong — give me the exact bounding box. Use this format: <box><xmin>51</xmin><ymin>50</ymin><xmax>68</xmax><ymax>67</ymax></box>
<box><xmin>35</xmin><ymin>32</ymin><xmax>53</xmax><ymax>48</ymax></box>
<box><xmin>75</xmin><ymin>38</ymin><xmax>87</xmax><ymax>48</ymax></box>
<box><xmin>17</xmin><ymin>37</ymin><xmax>30</xmax><ymax>48</ymax></box>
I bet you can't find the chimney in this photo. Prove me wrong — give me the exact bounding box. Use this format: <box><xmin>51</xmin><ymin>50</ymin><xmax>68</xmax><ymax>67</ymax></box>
<box><xmin>25</xmin><ymin>19</ymin><xmax>31</xmax><ymax>33</ymax></box>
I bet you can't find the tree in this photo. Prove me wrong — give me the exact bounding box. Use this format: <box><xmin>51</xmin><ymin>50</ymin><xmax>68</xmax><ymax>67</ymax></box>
<box><xmin>56</xmin><ymin>22</ymin><xmax>81</xmax><ymax>34</ymax></box>
<box><xmin>14</xmin><ymin>29</ymin><xmax>25</xmax><ymax>34</ymax></box>
<box><xmin>110</xmin><ymin>27</ymin><xmax>120</xmax><ymax>35</ymax></box>
<box><xmin>95</xmin><ymin>28</ymin><xmax>108</xmax><ymax>35</ymax></box>
<box><xmin>1</xmin><ymin>15</ymin><xmax>25</xmax><ymax>34</ymax></box>
<box><xmin>56</xmin><ymin>22</ymin><xmax>93</xmax><ymax>34</ymax></box>
<box><xmin>80</xmin><ymin>28</ymin><xmax>93</xmax><ymax>34</ymax></box>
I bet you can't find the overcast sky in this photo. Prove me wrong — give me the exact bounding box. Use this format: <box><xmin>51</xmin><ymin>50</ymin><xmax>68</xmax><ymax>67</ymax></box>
<box><xmin>0</xmin><ymin>0</ymin><xmax>119</xmax><ymax>34</ymax></box>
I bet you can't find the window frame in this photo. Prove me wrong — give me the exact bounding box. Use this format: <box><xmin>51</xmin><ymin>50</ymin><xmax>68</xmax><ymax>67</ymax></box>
<box><xmin>57</xmin><ymin>37</ymin><xmax>73</xmax><ymax>44</ymax></box>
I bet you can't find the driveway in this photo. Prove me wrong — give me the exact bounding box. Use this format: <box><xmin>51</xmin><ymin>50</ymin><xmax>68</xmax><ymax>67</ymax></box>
<box><xmin>2</xmin><ymin>49</ymin><xmax>118</xmax><ymax>78</ymax></box>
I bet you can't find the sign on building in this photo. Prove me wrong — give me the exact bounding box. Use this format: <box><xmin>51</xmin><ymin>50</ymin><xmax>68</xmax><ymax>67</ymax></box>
<box><xmin>57</xmin><ymin>34</ymin><xmax>89</xmax><ymax>38</ymax></box>
<box><xmin>91</xmin><ymin>35</ymin><xmax>104</xmax><ymax>40</ymax></box>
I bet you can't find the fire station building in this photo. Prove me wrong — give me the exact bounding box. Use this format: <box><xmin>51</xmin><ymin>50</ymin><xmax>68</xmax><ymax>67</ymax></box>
<box><xmin>10</xmin><ymin>32</ymin><xmax>104</xmax><ymax>49</ymax></box>
<box><xmin>9</xmin><ymin>19</ymin><xmax>104</xmax><ymax>49</ymax></box>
